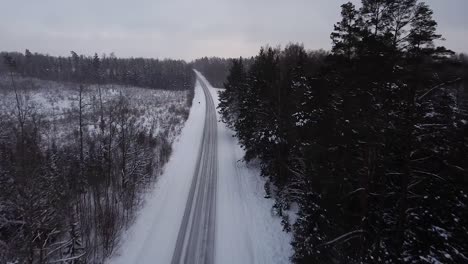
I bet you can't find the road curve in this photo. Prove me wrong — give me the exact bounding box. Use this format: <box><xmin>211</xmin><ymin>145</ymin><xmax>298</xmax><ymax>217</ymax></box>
<box><xmin>171</xmin><ymin>71</ymin><xmax>218</xmax><ymax>264</ymax></box>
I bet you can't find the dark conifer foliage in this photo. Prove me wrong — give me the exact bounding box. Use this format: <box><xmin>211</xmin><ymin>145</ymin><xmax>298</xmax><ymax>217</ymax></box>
<box><xmin>191</xmin><ymin>57</ymin><xmax>232</xmax><ymax>87</ymax></box>
<box><xmin>218</xmin><ymin>58</ymin><xmax>246</xmax><ymax>127</ymax></box>
<box><xmin>191</xmin><ymin>56</ymin><xmax>254</xmax><ymax>88</ymax></box>
<box><xmin>219</xmin><ymin>1</ymin><xmax>467</xmax><ymax>263</ymax></box>
<box><xmin>0</xmin><ymin>50</ymin><xmax>195</xmax><ymax>90</ymax></box>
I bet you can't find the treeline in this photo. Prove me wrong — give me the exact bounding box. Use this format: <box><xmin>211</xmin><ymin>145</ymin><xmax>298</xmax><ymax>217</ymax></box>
<box><xmin>0</xmin><ymin>54</ymin><xmax>193</xmax><ymax>263</ymax></box>
<box><xmin>0</xmin><ymin>50</ymin><xmax>195</xmax><ymax>90</ymax></box>
<box><xmin>219</xmin><ymin>1</ymin><xmax>468</xmax><ymax>263</ymax></box>
<box><xmin>191</xmin><ymin>57</ymin><xmax>242</xmax><ymax>87</ymax></box>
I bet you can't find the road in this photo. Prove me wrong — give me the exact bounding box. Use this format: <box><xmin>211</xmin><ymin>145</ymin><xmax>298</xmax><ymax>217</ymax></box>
<box><xmin>109</xmin><ymin>71</ymin><xmax>291</xmax><ymax>264</ymax></box>
<box><xmin>171</xmin><ymin>72</ymin><xmax>218</xmax><ymax>264</ymax></box>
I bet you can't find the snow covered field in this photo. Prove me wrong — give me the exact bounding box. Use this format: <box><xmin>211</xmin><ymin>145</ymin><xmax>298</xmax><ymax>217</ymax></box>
<box><xmin>109</xmin><ymin>72</ymin><xmax>292</xmax><ymax>264</ymax></box>
<box><xmin>0</xmin><ymin>75</ymin><xmax>194</xmax><ymax>263</ymax></box>
<box><xmin>109</xmin><ymin>78</ymin><xmax>206</xmax><ymax>264</ymax></box>
<box><xmin>0</xmin><ymin>75</ymin><xmax>191</xmax><ymax>145</ymax></box>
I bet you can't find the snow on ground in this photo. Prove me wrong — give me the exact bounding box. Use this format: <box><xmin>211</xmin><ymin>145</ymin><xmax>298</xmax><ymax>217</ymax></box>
<box><xmin>109</xmin><ymin>74</ymin><xmax>292</xmax><ymax>264</ymax></box>
<box><xmin>0</xmin><ymin>75</ymin><xmax>190</xmax><ymax>145</ymax></box>
<box><xmin>108</xmin><ymin>79</ymin><xmax>206</xmax><ymax>264</ymax></box>
<box><xmin>199</xmin><ymin>74</ymin><xmax>293</xmax><ymax>264</ymax></box>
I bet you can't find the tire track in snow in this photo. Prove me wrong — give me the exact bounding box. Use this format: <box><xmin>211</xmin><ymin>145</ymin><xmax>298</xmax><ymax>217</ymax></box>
<box><xmin>171</xmin><ymin>71</ymin><xmax>218</xmax><ymax>264</ymax></box>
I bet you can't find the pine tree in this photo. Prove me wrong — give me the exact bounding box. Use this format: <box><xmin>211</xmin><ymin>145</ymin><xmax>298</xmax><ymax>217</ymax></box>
<box><xmin>92</xmin><ymin>53</ymin><xmax>101</xmax><ymax>83</ymax></box>
<box><xmin>360</xmin><ymin>0</ymin><xmax>392</xmax><ymax>37</ymax></box>
<box><xmin>218</xmin><ymin>58</ymin><xmax>246</xmax><ymax>128</ymax></box>
<box><xmin>407</xmin><ymin>2</ymin><xmax>442</xmax><ymax>55</ymax></box>
<box><xmin>331</xmin><ymin>2</ymin><xmax>361</xmax><ymax>60</ymax></box>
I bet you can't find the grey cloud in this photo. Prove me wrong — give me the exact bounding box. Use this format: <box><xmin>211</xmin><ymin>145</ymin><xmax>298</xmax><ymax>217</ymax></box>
<box><xmin>0</xmin><ymin>0</ymin><xmax>466</xmax><ymax>60</ymax></box>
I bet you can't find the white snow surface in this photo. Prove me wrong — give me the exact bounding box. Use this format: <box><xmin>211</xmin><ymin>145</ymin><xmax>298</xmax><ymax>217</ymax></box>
<box><xmin>109</xmin><ymin>74</ymin><xmax>292</xmax><ymax>264</ymax></box>
<box><xmin>201</xmin><ymin>75</ymin><xmax>293</xmax><ymax>264</ymax></box>
<box><xmin>108</xmin><ymin>79</ymin><xmax>206</xmax><ymax>264</ymax></box>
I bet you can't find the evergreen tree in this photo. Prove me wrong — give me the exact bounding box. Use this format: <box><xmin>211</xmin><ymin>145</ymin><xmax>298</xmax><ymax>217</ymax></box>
<box><xmin>218</xmin><ymin>58</ymin><xmax>246</xmax><ymax>128</ymax></box>
<box><xmin>331</xmin><ymin>2</ymin><xmax>361</xmax><ymax>60</ymax></box>
<box><xmin>222</xmin><ymin>1</ymin><xmax>467</xmax><ymax>263</ymax></box>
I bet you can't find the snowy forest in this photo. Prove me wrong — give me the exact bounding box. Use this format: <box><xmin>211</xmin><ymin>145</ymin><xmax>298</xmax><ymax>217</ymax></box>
<box><xmin>0</xmin><ymin>51</ymin><xmax>195</xmax><ymax>263</ymax></box>
<box><xmin>0</xmin><ymin>51</ymin><xmax>194</xmax><ymax>91</ymax></box>
<box><xmin>218</xmin><ymin>0</ymin><xmax>468</xmax><ymax>263</ymax></box>
<box><xmin>1</xmin><ymin>0</ymin><xmax>468</xmax><ymax>263</ymax></box>
<box><xmin>191</xmin><ymin>57</ymin><xmax>233</xmax><ymax>88</ymax></box>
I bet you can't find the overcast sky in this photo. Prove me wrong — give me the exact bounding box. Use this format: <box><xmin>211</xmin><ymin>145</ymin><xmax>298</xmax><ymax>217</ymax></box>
<box><xmin>1</xmin><ymin>0</ymin><xmax>466</xmax><ymax>60</ymax></box>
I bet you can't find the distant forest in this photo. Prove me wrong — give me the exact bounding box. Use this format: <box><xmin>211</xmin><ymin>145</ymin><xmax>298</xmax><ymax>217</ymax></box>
<box><xmin>0</xmin><ymin>51</ymin><xmax>195</xmax><ymax>90</ymax></box>
<box><xmin>219</xmin><ymin>0</ymin><xmax>468</xmax><ymax>263</ymax></box>
<box><xmin>191</xmin><ymin>57</ymin><xmax>247</xmax><ymax>88</ymax></box>
<box><xmin>0</xmin><ymin>51</ymin><xmax>195</xmax><ymax>263</ymax></box>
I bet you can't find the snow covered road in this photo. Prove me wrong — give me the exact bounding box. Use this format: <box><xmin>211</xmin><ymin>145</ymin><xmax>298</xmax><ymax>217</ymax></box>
<box><xmin>171</xmin><ymin>72</ymin><xmax>218</xmax><ymax>264</ymax></box>
<box><xmin>109</xmin><ymin>71</ymin><xmax>292</xmax><ymax>264</ymax></box>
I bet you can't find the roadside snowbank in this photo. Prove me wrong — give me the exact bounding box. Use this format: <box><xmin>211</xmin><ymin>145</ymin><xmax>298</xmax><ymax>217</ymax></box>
<box><xmin>199</xmin><ymin>74</ymin><xmax>293</xmax><ymax>264</ymax></box>
<box><xmin>108</xmin><ymin>80</ymin><xmax>206</xmax><ymax>264</ymax></box>
<box><xmin>110</xmin><ymin>73</ymin><xmax>292</xmax><ymax>264</ymax></box>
